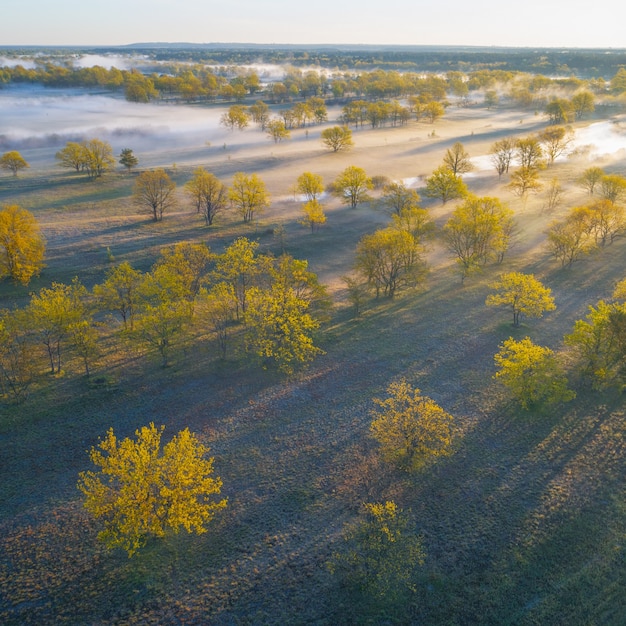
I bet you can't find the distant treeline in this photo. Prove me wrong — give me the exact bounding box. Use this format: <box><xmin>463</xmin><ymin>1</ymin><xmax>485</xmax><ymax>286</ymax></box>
<box><xmin>4</xmin><ymin>44</ymin><xmax>625</xmax><ymax>77</ymax></box>
<box><xmin>2</xmin><ymin>51</ymin><xmax>626</xmax><ymax>106</ymax></box>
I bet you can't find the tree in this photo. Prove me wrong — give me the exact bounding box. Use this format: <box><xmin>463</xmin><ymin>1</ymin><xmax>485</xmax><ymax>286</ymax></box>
<box><xmin>486</xmin><ymin>272</ymin><xmax>556</xmax><ymax>327</ymax></box>
<box><xmin>543</xmin><ymin>178</ymin><xmax>565</xmax><ymax>213</ymax></box>
<box><xmin>443</xmin><ymin>141</ymin><xmax>474</xmax><ymax>175</ymax></box>
<box><xmin>342</xmin><ymin>273</ymin><xmax>369</xmax><ymax>317</ymax></box>
<box><xmin>213</xmin><ymin>237</ymin><xmax>262</xmax><ymax>318</ymax></box>
<box><xmin>299</xmin><ymin>199</ymin><xmax>327</xmax><ymax>233</ymax></box>
<box><xmin>249</xmin><ymin>100</ymin><xmax>270</xmax><ymax>130</ymax></box>
<box><xmin>77</xmin><ymin>423</ymin><xmax>227</xmax><ymax>557</ymax></box>
<box><xmin>484</xmin><ymin>90</ymin><xmax>499</xmax><ymax>108</ymax></box>
<box><xmin>0</xmin><ymin>308</ymin><xmax>37</xmax><ymax>402</ymax></box>
<box><xmin>370</xmin><ymin>379</ymin><xmax>455</xmax><ymax>471</ymax></box>
<box><xmin>269</xmin><ymin>254</ymin><xmax>332</xmax><ymax>321</ymax></box>
<box><xmin>422</xmin><ymin>100</ymin><xmax>445</xmax><ymax>123</ymax></box>
<box><xmin>27</xmin><ymin>279</ymin><xmax>88</xmax><ymax>374</ymax></box>
<box><xmin>152</xmin><ymin>242</ymin><xmax>213</xmax><ymax>304</ymax></box>
<box><xmin>381</xmin><ymin>182</ymin><xmax>421</xmax><ymax>215</ymax></box>
<box><xmin>355</xmin><ymin>227</ymin><xmax>426</xmax><ymax>298</ymax></box>
<box><xmin>55</xmin><ymin>142</ymin><xmax>87</xmax><ymax>172</ymax></box>
<box><xmin>185</xmin><ymin>167</ymin><xmax>228</xmax><ymax>226</ymax></box>
<box><xmin>307</xmin><ymin>95</ymin><xmax>327</xmax><ymax>123</ymax></box>
<box><xmin>508</xmin><ymin>166</ymin><xmax>542</xmax><ymax>200</ymax></box>
<box><xmin>443</xmin><ymin>195</ymin><xmax>514</xmax><ymax>280</ymax></box>
<box><xmin>565</xmin><ymin>300</ymin><xmax>626</xmax><ymax>389</ymax></box>
<box><xmin>93</xmin><ymin>261</ymin><xmax>143</xmax><ymax>330</ymax></box>
<box><xmin>196</xmin><ymin>283</ymin><xmax>237</xmax><ymax>359</ymax></box>
<box><xmin>82</xmin><ymin>139</ymin><xmax>115</xmax><ymax>179</ymax></box>
<box><xmin>296</xmin><ymin>171</ymin><xmax>324</xmax><ymax>202</ymax></box>
<box><xmin>133</xmin><ymin>169</ymin><xmax>177</xmax><ymax>222</ymax></box>
<box><xmin>320</xmin><ymin>125</ymin><xmax>353</xmax><ymax>152</ymax></box>
<box><xmin>244</xmin><ymin>283</ymin><xmax>323</xmax><ymax>374</ymax></box>
<box><xmin>571</xmin><ymin>90</ymin><xmax>595</xmax><ymax>119</ymax></box>
<box><xmin>494</xmin><ymin>337</ymin><xmax>575</xmax><ymax>410</ymax></box>
<box><xmin>266</xmin><ymin>118</ymin><xmax>290</xmax><ymax>143</ymax></box>
<box><xmin>600</xmin><ymin>174</ymin><xmax>626</xmax><ymax>204</ymax></box>
<box><xmin>67</xmin><ymin>319</ymin><xmax>99</xmax><ymax>377</ymax></box>
<box><xmin>333</xmin><ymin>166</ymin><xmax>373</xmax><ymax>208</ymax></box>
<box><xmin>390</xmin><ymin>206</ymin><xmax>435</xmax><ymax>241</ymax></box>
<box><xmin>228</xmin><ymin>172</ymin><xmax>270</xmax><ymax>223</ymax></box>
<box><xmin>577</xmin><ymin>167</ymin><xmax>604</xmax><ymax>195</ymax></box>
<box><xmin>546</xmin><ymin>98</ymin><xmax>573</xmax><ymax>124</ymax></box>
<box><xmin>585</xmin><ymin>198</ymin><xmax>626</xmax><ymax>247</ymax></box>
<box><xmin>538</xmin><ymin>126</ymin><xmax>573</xmax><ymax>165</ymax></box>
<box><xmin>490</xmin><ymin>137</ymin><xmax>516</xmax><ymax>178</ymax></box>
<box><xmin>610</xmin><ymin>68</ymin><xmax>626</xmax><ymax>94</ymax></box>
<box><xmin>220</xmin><ymin>105</ymin><xmax>250</xmax><ymax>131</ymax></box>
<box><xmin>118</xmin><ymin>148</ymin><xmax>138</xmax><ymax>172</ymax></box>
<box><xmin>329</xmin><ymin>501</ymin><xmax>425</xmax><ymax>618</ymax></box>
<box><xmin>516</xmin><ymin>137</ymin><xmax>544</xmax><ymax>170</ymax></box>
<box><xmin>546</xmin><ymin>209</ymin><xmax>594</xmax><ymax>267</ymax></box>
<box><xmin>0</xmin><ymin>151</ymin><xmax>29</xmax><ymax>176</ymax></box>
<box><xmin>424</xmin><ymin>166</ymin><xmax>468</xmax><ymax>204</ymax></box>
<box><xmin>131</xmin><ymin>298</ymin><xmax>190</xmax><ymax>367</ymax></box>
<box><xmin>0</xmin><ymin>204</ymin><xmax>45</xmax><ymax>285</ymax></box>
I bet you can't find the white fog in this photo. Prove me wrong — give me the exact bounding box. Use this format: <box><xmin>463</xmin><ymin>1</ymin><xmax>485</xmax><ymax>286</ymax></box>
<box><xmin>0</xmin><ymin>84</ymin><xmax>271</xmax><ymax>167</ymax></box>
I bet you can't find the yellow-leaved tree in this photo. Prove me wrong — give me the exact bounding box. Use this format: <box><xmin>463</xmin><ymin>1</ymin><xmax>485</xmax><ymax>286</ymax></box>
<box><xmin>329</xmin><ymin>501</ymin><xmax>425</xmax><ymax>618</ymax></box>
<box><xmin>486</xmin><ymin>272</ymin><xmax>556</xmax><ymax>327</ymax></box>
<box><xmin>370</xmin><ymin>380</ymin><xmax>455</xmax><ymax>471</ymax></box>
<box><xmin>0</xmin><ymin>204</ymin><xmax>45</xmax><ymax>285</ymax></box>
<box><xmin>244</xmin><ymin>282</ymin><xmax>323</xmax><ymax>374</ymax></box>
<box><xmin>494</xmin><ymin>337</ymin><xmax>575</xmax><ymax>409</ymax></box>
<box><xmin>78</xmin><ymin>423</ymin><xmax>227</xmax><ymax>556</ymax></box>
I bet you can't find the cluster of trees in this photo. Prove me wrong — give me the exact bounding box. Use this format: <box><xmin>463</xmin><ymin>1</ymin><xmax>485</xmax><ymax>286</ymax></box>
<box><xmin>423</xmin><ymin>142</ymin><xmax>473</xmax><ymax>204</ymax></box>
<box><xmin>546</xmin><ymin>182</ymin><xmax>626</xmax><ymax>267</ymax></box>
<box><xmin>295</xmin><ymin>172</ymin><xmax>327</xmax><ymax>233</ymax></box>
<box><xmin>4</xmin><ymin>57</ymin><xmax>625</xmax><ymax>117</ymax></box>
<box><xmin>483</xmin><ymin>271</ymin><xmax>626</xmax><ymax>408</ymax></box>
<box><xmin>353</xmin><ymin>184</ymin><xmax>432</xmax><ymax>298</ymax></box>
<box><xmin>486</xmin><ymin>128</ymin><xmax>575</xmax><ymax>201</ymax></box>
<box><xmin>55</xmin><ymin>139</ymin><xmax>117</xmax><ymax>179</ymax></box>
<box><xmin>443</xmin><ymin>195</ymin><xmax>515</xmax><ymax>281</ymax></box>
<box><xmin>0</xmin><ymin>239</ymin><xmax>329</xmax><ymax>402</ymax></box>
<box><xmin>339</xmin><ymin>98</ymin><xmax>444</xmax><ymax>128</ymax></box>
<box><xmin>219</xmin><ymin>97</ymin><xmax>328</xmax><ymax>143</ymax></box>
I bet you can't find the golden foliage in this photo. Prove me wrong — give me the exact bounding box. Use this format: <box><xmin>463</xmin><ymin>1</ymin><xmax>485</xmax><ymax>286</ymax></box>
<box><xmin>77</xmin><ymin>423</ymin><xmax>226</xmax><ymax>557</ymax></box>
<box><xmin>0</xmin><ymin>204</ymin><xmax>45</xmax><ymax>285</ymax></box>
<box><xmin>370</xmin><ymin>379</ymin><xmax>454</xmax><ymax>471</ymax></box>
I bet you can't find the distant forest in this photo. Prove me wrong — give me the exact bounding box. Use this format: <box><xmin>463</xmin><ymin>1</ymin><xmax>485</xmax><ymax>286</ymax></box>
<box><xmin>2</xmin><ymin>44</ymin><xmax>626</xmax><ymax>77</ymax></box>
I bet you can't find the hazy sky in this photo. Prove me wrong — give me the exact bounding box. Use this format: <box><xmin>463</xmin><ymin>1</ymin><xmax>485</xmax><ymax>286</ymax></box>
<box><xmin>2</xmin><ymin>0</ymin><xmax>625</xmax><ymax>48</ymax></box>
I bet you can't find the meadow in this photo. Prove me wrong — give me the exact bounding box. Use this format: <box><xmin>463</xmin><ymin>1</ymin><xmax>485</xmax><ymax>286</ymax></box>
<box><xmin>2</xmin><ymin>77</ymin><xmax>626</xmax><ymax>624</ymax></box>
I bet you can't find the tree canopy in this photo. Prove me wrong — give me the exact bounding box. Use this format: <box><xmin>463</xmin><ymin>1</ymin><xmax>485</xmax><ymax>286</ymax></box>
<box><xmin>0</xmin><ymin>151</ymin><xmax>29</xmax><ymax>176</ymax></box>
<box><xmin>0</xmin><ymin>204</ymin><xmax>45</xmax><ymax>285</ymax></box>
<box><xmin>133</xmin><ymin>169</ymin><xmax>177</xmax><ymax>222</ymax></box>
<box><xmin>370</xmin><ymin>379</ymin><xmax>455</xmax><ymax>471</ymax></box>
<box><xmin>486</xmin><ymin>272</ymin><xmax>556</xmax><ymax>327</ymax></box>
<box><xmin>78</xmin><ymin>423</ymin><xmax>227</xmax><ymax>556</ymax></box>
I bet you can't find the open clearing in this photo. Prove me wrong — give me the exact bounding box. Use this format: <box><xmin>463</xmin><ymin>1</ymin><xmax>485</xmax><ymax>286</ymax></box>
<box><xmin>2</xmin><ymin>97</ymin><xmax>626</xmax><ymax>624</ymax></box>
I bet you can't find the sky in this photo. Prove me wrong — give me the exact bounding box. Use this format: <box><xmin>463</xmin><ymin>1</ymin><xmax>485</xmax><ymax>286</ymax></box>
<box><xmin>1</xmin><ymin>0</ymin><xmax>625</xmax><ymax>49</ymax></box>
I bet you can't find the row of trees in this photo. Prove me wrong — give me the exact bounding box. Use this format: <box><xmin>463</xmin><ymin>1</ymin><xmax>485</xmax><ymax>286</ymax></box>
<box><xmin>340</xmin><ymin>98</ymin><xmax>445</xmax><ymax>128</ymax></box>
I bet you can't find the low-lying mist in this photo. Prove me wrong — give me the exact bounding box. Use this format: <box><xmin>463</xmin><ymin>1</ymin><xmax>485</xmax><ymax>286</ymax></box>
<box><xmin>0</xmin><ymin>84</ymin><xmax>269</xmax><ymax>166</ymax></box>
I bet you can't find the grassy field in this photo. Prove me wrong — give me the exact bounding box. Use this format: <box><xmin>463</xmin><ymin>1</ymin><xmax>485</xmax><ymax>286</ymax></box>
<box><xmin>2</xmin><ymin>100</ymin><xmax>626</xmax><ymax>624</ymax></box>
